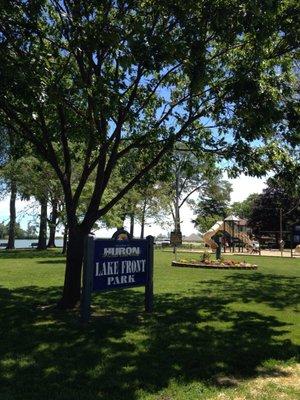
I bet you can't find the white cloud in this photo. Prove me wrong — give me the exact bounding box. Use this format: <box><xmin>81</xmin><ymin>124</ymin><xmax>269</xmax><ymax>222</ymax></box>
<box><xmin>227</xmin><ymin>174</ymin><xmax>267</xmax><ymax>203</ymax></box>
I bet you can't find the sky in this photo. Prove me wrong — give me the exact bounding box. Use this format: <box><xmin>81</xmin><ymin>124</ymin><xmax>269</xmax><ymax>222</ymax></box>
<box><xmin>0</xmin><ymin>173</ymin><xmax>267</xmax><ymax>238</ymax></box>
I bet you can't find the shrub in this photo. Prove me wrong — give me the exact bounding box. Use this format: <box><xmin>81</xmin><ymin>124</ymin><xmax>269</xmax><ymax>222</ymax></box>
<box><xmin>201</xmin><ymin>251</ymin><xmax>211</xmax><ymax>262</ymax></box>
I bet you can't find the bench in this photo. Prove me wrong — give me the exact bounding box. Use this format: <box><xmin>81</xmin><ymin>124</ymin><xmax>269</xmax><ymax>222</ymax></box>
<box><xmin>31</xmin><ymin>243</ymin><xmax>38</xmax><ymax>248</ymax></box>
<box><xmin>0</xmin><ymin>243</ymin><xmax>7</xmax><ymax>248</ymax></box>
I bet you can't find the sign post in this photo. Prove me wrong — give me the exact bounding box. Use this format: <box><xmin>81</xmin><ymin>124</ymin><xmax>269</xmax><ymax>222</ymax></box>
<box><xmin>215</xmin><ymin>234</ymin><xmax>221</xmax><ymax>260</ymax></box>
<box><xmin>81</xmin><ymin>235</ymin><xmax>154</xmax><ymax>322</ymax></box>
<box><xmin>145</xmin><ymin>235</ymin><xmax>154</xmax><ymax>312</ymax></box>
<box><xmin>81</xmin><ymin>235</ymin><xmax>95</xmax><ymax>323</ymax></box>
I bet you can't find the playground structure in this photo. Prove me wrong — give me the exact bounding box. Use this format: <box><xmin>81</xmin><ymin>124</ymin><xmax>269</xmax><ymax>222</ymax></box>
<box><xmin>203</xmin><ymin>216</ymin><xmax>253</xmax><ymax>253</ymax></box>
<box><xmin>203</xmin><ymin>216</ymin><xmax>300</xmax><ymax>257</ymax></box>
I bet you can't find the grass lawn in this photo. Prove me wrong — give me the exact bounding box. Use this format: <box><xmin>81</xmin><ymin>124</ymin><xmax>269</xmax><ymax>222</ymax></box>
<box><xmin>0</xmin><ymin>249</ymin><xmax>299</xmax><ymax>400</ymax></box>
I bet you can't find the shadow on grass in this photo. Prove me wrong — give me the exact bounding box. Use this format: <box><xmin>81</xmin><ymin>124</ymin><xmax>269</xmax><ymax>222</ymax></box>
<box><xmin>37</xmin><ymin>259</ymin><xmax>66</xmax><ymax>265</ymax></box>
<box><xmin>200</xmin><ymin>272</ymin><xmax>300</xmax><ymax>310</ymax></box>
<box><xmin>0</xmin><ymin>283</ymin><xmax>298</xmax><ymax>400</ymax></box>
<box><xmin>0</xmin><ymin>249</ymin><xmax>64</xmax><ymax>259</ymax></box>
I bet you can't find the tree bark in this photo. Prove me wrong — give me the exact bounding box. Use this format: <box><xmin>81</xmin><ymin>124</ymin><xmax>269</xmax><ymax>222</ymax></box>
<box><xmin>58</xmin><ymin>227</ymin><xmax>85</xmax><ymax>309</ymax></box>
<box><xmin>174</xmin><ymin>205</ymin><xmax>181</xmax><ymax>232</ymax></box>
<box><xmin>174</xmin><ymin>172</ymin><xmax>181</xmax><ymax>232</ymax></box>
<box><xmin>6</xmin><ymin>180</ymin><xmax>17</xmax><ymax>250</ymax></box>
<box><xmin>140</xmin><ymin>199</ymin><xmax>147</xmax><ymax>239</ymax></box>
<box><xmin>130</xmin><ymin>213</ymin><xmax>134</xmax><ymax>238</ymax></box>
<box><xmin>62</xmin><ymin>225</ymin><xmax>68</xmax><ymax>255</ymax></box>
<box><xmin>47</xmin><ymin>199</ymin><xmax>58</xmax><ymax>248</ymax></box>
<box><xmin>37</xmin><ymin>197</ymin><xmax>48</xmax><ymax>250</ymax></box>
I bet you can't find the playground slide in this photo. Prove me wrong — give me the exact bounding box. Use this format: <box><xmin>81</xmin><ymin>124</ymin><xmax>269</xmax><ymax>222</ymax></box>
<box><xmin>203</xmin><ymin>221</ymin><xmax>252</xmax><ymax>250</ymax></box>
<box><xmin>203</xmin><ymin>221</ymin><xmax>223</xmax><ymax>250</ymax></box>
<box><xmin>238</xmin><ymin>232</ymin><xmax>252</xmax><ymax>247</ymax></box>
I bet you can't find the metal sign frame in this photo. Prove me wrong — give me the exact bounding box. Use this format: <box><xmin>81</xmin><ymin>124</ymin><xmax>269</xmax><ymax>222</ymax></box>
<box><xmin>81</xmin><ymin>235</ymin><xmax>154</xmax><ymax>322</ymax></box>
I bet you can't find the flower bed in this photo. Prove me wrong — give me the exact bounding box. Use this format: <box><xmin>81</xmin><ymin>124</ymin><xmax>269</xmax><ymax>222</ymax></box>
<box><xmin>172</xmin><ymin>259</ymin><xmax>258</xmax><ymax>270</ymax></box>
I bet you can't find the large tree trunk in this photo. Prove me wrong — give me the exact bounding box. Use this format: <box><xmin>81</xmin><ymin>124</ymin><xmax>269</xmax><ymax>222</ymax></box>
<box><xmin>174</xmin><ymin>205</ymin><xmax>181</xmax><ymax>232</ymax></box>
<box><xmin>37</xmin><ymin>197</ymin><xmax>48</xmax><ymax>250</ymax></box>
<box><xmin>62</xmin><ymin>225</ymin><xmax>68</xmax><ymax>255</ymax></box>
<box><xmin>47</xmin><ymin>199</ymin><xmax>58</xmax><ymax>248</ymax></box>
<box><xmin>6</xmin><ymin>180</ymin><xmax>17</xmax><ymax>250</ymax></box>
<box><xmin>58</xmin><ymin>227</ymin><xmax>85</xmax><ymax>309</ymax></box>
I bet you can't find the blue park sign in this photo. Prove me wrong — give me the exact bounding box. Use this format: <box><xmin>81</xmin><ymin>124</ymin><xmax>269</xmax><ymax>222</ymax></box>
<box><xmin>81</xmin><ymin>235</ymin><xmax>154</xmax><ymax>321</ymax></box>
<box><xmin>93</xmin><ymin>239</ymin><xmax>149</xmax><ymax>291</ymax></box>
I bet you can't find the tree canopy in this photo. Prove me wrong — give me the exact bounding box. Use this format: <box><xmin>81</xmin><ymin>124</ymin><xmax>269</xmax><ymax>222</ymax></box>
<box><xmin>0</xmin><ymin>0</ymin><xmax>299</xmax><ymax>307</ymax></box>
<box><xmin>230</xmin><ymin>193</ymin><xmax>260</xmax><ymax>220</ymax></box>
<box><xmin>248</xmin><ymin>176</ymin><xmax>300</xmax><ymax>234</ymax></box>
<box><xmin>192</xmin><ymin>176</ymin><xmax>232</xmax><ymax>233</ymax></box>
<box><xmin>0</xmin><ymin>221</ymin><xmax>29</xmax><ymax>240</ymax></box>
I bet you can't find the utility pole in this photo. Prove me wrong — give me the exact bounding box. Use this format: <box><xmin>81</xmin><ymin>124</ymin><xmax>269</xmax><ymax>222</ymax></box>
<box><xmin>174</xmin><ymin>171</ymin><xmax>180</xmax><ymax>233</ymax></box>
<box><xmin>280</xmin><ymin>208</ymin><xmax>283</xmax><ymax>257</ymax></box>
<box><xmin>173</xmin><ymin>170</ymin><xmax>180</xmax><ymax>259</ymax></box>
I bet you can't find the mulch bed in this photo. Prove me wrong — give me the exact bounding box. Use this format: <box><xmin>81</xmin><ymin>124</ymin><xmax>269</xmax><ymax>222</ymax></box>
<box><xmin>171</xmin><ymin>261</ymin><xmax>258</xmax><ymax>270</ymax></box>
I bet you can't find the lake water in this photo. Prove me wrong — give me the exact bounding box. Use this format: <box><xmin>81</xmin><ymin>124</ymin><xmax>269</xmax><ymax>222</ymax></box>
<box><xmin>0</xmin><ymin>239</ymin><xmax>63</xmax><ymax>249</ymax></box>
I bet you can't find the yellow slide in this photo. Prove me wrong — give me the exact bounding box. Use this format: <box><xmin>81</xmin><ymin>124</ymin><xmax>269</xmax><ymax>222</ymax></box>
<box><xmin>203</xmin><ymin>221</ymin><xmax>223</xmax><ymax>250</ymax></box>
<box><xmin>203</xmin><ymin>221</ymin><xmax>252</xmax><ymax>250</ymax></box>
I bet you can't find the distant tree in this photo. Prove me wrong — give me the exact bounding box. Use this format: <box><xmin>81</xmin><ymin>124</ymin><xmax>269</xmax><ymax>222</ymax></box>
<box><xmin>268</xmin><ymin>150</ymin><xmax>300</xmax><ymax>198</ymax></box>
<box><xmin>11</xmin><ymin>156</ymin><xmax>47</xmax><ymax>249</ymax></box>
<box><xmin>248</xmin><ymin>181</ymin><xmax>300</xmax><ymax>242</ymax></box>
<box><xmin>0</xmin><ymin>222</ymin><xmax>8</xmax><ymax>239</ymax></box>
<box><xmin>6</xmin><ymin>178</ymin><xmax>17</xmax><ymax>248</ymax></box>
<box><xmin>134</xmin><ymin>184</ymin><xmax>170</xmax><ymax>239</ymax></box>
<box><xmin>11</xmin><ymin>155</ymin><xmax>64</xmax><ymax>249</ymax></box>
<box><xmin>192</xmin><ymin>177</ymin><xmax>232</xmax><ymax>233</ymax></box>
<box><xmin>14</xmin><ymin>223</ymin><xmax>28</xmax><ymax>239</ymax></box>
<box><xmin>47</xmin><ymin>198</ymin><xmax>59</xmax><ymax>248</ymax></box>
<box><xmin>26</xmin><ymin>222</ymin><xmax>38</xmax><ymax>239</ymax></box>
<box><xmin>0</xmin><ymin>221</ymin><xmax>27</xmax><ymax>240</ymax></box>
<box><xmin>163</xmin><ymin>145</ymin><xmax>219</xmax><ymax>233</ymax></box>
<box><xmin>0</xmin><ymin>128</ymin><xmax>22</xmax><ymax>249</ymax></box>
<box><xmin>98</xmin><ymin>157</ymin><xmax>172</xmax><ymax>238</ymax></box>
<box><xmin>230</xmin><ymin>193</ymin><xmax>260</xmax><ymax>219</ymax></box>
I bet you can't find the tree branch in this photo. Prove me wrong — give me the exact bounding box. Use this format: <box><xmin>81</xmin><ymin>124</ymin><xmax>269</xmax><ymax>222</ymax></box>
<box><xmin>97</xmin><ymin>113</ymin><xmax>203</xmax><ymax>218</ymax></box>
<box><xmin>57</xmin><ymin>104</ymin><xmax>71</xmax><ymax>180</ymax></box>
<box><xmin>179</xmin><ymin>184</ymin><xmax>205</xmax><ymax>209</ymax></box>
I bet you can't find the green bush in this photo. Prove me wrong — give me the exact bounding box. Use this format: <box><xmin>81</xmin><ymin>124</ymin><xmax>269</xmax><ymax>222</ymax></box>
<box><xmin>201</xmin><ymin>251</ymin><xmax>211</xmax><ymax>262</ymax></box>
